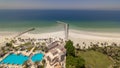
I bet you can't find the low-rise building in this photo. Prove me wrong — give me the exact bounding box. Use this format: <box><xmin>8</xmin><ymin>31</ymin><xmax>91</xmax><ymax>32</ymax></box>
<box><xmin>45</xmin><ymin>41</ymin><xmax>66</xmax><ymax>68</ymax></box>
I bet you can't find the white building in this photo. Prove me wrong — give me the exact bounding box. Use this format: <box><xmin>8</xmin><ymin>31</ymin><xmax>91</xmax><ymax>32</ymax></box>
<box><xmin>45</xmin><ymin>41</ymin><xmax>66</xmax><ymax>68</ymax></box>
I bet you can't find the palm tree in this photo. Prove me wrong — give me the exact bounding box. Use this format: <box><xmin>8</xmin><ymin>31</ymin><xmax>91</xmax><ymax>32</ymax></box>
<box><xmin>88</xmin><ymin>46</ymin><xmax>91</xmax><ymax>49</ymax></box>
<box><xmin>44</xmin><ymin>47</ymin><xmax>48</xmax><ymax>53</ymax></box>
<box><xmin>76</xmin><ymin>43</ymin><xmax>79</xmax><ymax>50</ymax></box>
<box><xmin>23</xmin><ymin>60</ymin><xmax>29</xmax><ymax>68</ymax></box>
<box><xmin>42</xmin><ymin>59</ymin><xmax>46</xmax><ymax>64</ymax></box>
<box><xmin>42</xmin><ymin>42</ymin><xmax>46</xmax><ymax>46</ymax></box>
<box><xmin>34</xmin><ymin>61</ymin><xmax>40</xmax><ymax>68</ymax></box>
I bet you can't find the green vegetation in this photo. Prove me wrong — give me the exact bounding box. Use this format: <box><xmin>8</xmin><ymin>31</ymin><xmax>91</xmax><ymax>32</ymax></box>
<box><xmin>6</xmin><ymin>42</ymin><xmax>12</xmax><ymax>47</ymax></box>
<box><xmin>88</xmin><ymin>45</ymin><xmax>120</xmax><ymax>68</ymax></box>
<box><xmin>20</xmin><ymin>42</ymin><xmax>31</xmax><ymax>46</ymax></box>
<box><xmin>65</xmin><ymin>40</ymin><xmax>85</xmax><ymax>68</ymax></box>
<box><xmin>33</xmin><ymin>45</ymin><xmax>47</xmax><ymax>52</ymax></box>
<box><xmin>65</xmin><ymin>40</ymin><xmax>75</xmax><ymax>56</ymax></box>
<box><xmin>65</xmin><ymin>40</ymin><xmax>117</xmax><ymax>68</ymax></box>
<box><xmin>77</xmin><ymin>50</ymin><xmax>113</xmax><ymax>68</ymax></box>
<box><xmin>66</xmin><ymin>56</ymin><xmax>85</xmax><ymax>68</ymax></box>
<box><xmin>27</xmin><ymin>46</ymin><xmax>33</xmax><ymax>51</ymax></box>
<box><xmin>76</xmin><ymin>42</ymin><xmax>120</xmax><ymax>68</ymax></box>
<box><xmin>23</xmin><ymin>60</ymin><xmax>31</xmax><ymax>68</ymax></box>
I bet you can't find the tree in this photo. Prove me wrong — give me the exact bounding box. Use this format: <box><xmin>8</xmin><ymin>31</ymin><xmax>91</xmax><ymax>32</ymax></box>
<box><xmin>65</xmin><ymin>40</ymin><xmax>75</xmax><ymax>56</ymax></box>
<box><xmin>23</xmin><ymin>60</ymin><xmax>30</xmax><ymax>68</ymax></box>
<box><xmin>66</xmin><ymin>56</ymin><xmax>85</xmax><ymax>68</ymax></box>
<box><xmin>6</xmin><ymin>43</ymin><xmax>12</xmax><ymax>47</ymax></box>
<box><xmin>76</xmin><ymin>43</ymin><xmax>80</xmax><ymax>50</ymax></box>
<box><xmin>65</xmin><ymin>40</ymin><xmax>85</xmax><ymax>68</ymax></box>
<box><xmin>75</xmin><ymin>57</ymin><xmax>85</xmax><ymax>68</ymax></box>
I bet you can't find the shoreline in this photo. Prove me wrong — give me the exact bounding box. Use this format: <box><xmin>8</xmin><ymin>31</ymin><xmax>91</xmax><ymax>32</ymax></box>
<box><xmin>69</xmin><ymin>30</ymin><xmax>120</xmax><ymax>46</ymax></box>
<box><xmin>1</xmin><ymin>29</ymin><xmax>120</xmax><ymax>46</ymax></box>
<box><xmin>1</xmin><ymin>29</ymin><xmax>120</xmax><ymax>37</ymax></box>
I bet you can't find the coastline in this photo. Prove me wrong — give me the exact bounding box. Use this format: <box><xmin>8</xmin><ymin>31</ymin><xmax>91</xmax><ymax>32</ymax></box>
<box><xmin>1</xmin><ymin>29</ymin><xmax>120</xmax><ymax>46</ymax></box>
<box><xmin>69</xmin><ymin>29</ymin><xmax>120</xmax><ymax>47</ymax></box>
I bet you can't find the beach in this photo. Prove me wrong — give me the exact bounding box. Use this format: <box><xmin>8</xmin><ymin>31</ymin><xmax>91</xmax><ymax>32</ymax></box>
<box><xmin>69</xmin><ymin>30</ymin><xmax>120</xmax><ymax>47</ymax></box>
<box><xmin>1</xmin><ymin>29</ymin><xmax>120</xmax><ymax>47</ymax></box>
<box><xmin>0</xmin><ymin>10</ymin><xmax>120</xmax><ymax>46</ymax></box>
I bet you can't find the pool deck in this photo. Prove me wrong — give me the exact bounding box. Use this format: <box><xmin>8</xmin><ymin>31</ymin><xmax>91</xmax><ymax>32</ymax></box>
<box><xmin>0</xmin><ymin>63</ymin><xmax>23</xmax><ymax>68</ymax></box>
<box><xmin>0</xmin><ymin>51</ymin><xmax>44</xmax><ymax>68</ymax></box>
<box><xmin>0</xmin><ymin>53</ymin><xmax>10</xmax><ymax>61</ymax></box>
<box><xmin>28</xmin><ymin>46</ymin><xmax>36</xmax><ymax>56</ymax></box>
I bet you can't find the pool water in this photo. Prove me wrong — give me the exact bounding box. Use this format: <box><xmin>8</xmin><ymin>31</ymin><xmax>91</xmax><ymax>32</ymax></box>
<box><xmin>0</xmin><ymin>53</ymin><xmax>44</xmax><ymax>65</ymax></box>
<box><xmin>0</xmin><ymin>53</ymin><xmax>28</xmax><ymax>65</ymax></box>
<box><xmin>31</xmin><ymin>53</ymin><xmax>44</xmax><ymax>62</ymax></box>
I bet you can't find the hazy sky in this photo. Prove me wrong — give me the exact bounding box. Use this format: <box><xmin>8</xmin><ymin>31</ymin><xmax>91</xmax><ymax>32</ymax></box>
<box><xmin>0</xmin><ymin>0</ymin><xmax>120</xmax><ymax>10</ymax></box>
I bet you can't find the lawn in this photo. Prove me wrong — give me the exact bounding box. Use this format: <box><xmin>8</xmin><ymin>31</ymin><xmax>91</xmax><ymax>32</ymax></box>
<box><xmin>77</xmin><ymin>50</ymin><xmax>113</xmax><ymax>68</ymax></box>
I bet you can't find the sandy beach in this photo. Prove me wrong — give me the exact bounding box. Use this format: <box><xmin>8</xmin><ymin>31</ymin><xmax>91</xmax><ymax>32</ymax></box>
<box><xmin>1</xmin><ymin>29</ymin><xmax>120</xmax><ymax>47</ymax></box>
<box><xmin>69</xmin><ymin>30</ymin><xmax>120</xmax><ymax>47</ymax></box>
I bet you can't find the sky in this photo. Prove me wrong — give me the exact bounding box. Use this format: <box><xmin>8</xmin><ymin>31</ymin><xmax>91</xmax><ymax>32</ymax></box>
<box><xmin>0</xmin><ymin>0</ymin><xmax>120</xmax><ymax>10</ymax></box>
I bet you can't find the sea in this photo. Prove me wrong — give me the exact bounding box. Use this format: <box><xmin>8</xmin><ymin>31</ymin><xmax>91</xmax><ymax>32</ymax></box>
<box><xmin>0</xmin><ymin>9</ymin><xmax>120</xmax><ymax>33</ymax></box>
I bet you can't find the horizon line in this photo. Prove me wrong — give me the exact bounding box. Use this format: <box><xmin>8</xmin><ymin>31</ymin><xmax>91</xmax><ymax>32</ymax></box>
<box><xmin>0</xmin><ymin>8</ymin><xmax>120</xmax><ymax>11</ymax></box>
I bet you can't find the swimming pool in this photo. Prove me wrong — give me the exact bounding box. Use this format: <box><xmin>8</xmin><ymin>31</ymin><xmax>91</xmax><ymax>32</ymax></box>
<box><xmin>0</xmin><ymin>53</ymin><xmax>44</xmax><ymax>65</ymax></box>
<box><xmin>31</xmin><ymin>53</ymin><xmax>44</xmax><ymax>62</ymax></box>
<box><xmin>0</xmin><ymin>53</ymin><xmax>28</xmax><ymax>65</ymax></box>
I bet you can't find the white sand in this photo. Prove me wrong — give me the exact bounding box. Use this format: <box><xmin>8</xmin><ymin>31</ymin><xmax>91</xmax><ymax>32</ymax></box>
<box><xmin>69</xmin><ymin>30</ymin><xmax>120</xmax><ymax>47</ymax></box>
<box><xmin>1</xmin><ymin>30</ymin><xmax>120</xmax><ymax>46</ymax></box>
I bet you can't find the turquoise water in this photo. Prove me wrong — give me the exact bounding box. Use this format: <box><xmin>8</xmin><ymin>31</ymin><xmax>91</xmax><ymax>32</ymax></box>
<box><xmin>0</xmin><ymin>10</ymin><xmax>120</xmax><ymax>33</ymax></box>
<box><xmin>0</xmin><ymin>53</ymin><xmax>28</xmax><ymax>65</ymax></box>
<box><xmin>31</xmin><ymin>53</ymin><xmax>44</xmax><ymax>62</ymax></box>
<box><xmin>0</xmin><ymin>53</ymin><xmax>44</xmax><ymax>65</ymax></box>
